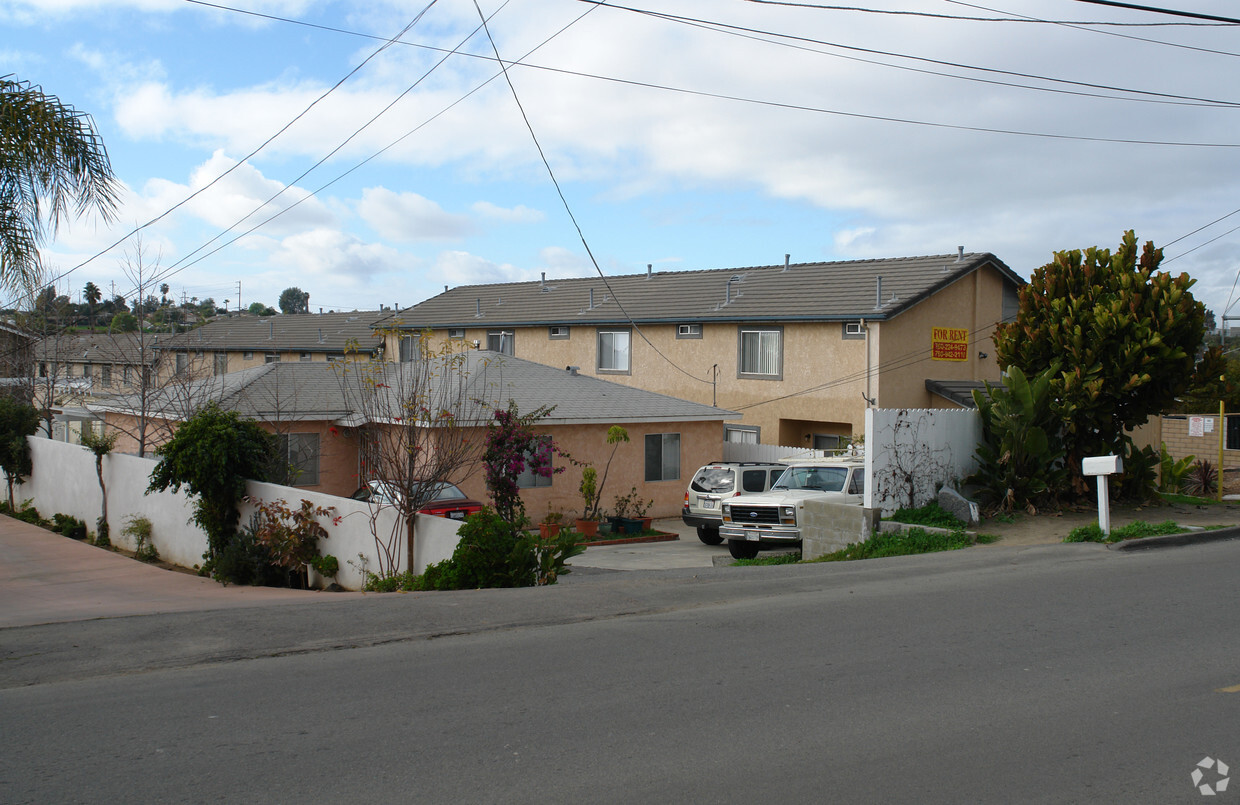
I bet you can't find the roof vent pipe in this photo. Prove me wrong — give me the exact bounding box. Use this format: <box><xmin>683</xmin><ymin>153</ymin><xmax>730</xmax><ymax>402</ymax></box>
<box><xmin>541</xmin><ymin>272</ymin><xmax>546</xmax><ymax>290</ymax></box>
<box><xmin>566</xmin><ymin>365</ymin><xmax>579</xmax><ymax>376</ymax></box>
<box><xmin>875</xmin><ymin>276</ymin><xmax>883</xmax><ymax>310</ymax></box>
<box><xmin>589</xmin><ymin>288</ymin><xmax>595</xmax><ymax>310</ymax></box>
<box><xmin>784</xmin><ymin>254</ymin><xmax>790</xmax><ymax>271</ymax></box>
<box><xmin>268</xmin><ymin>320</ymin><xmax>274</xmax><ymax>339</ymax></box>
<box><xmin>956</xmin><ymin>246</ymin><xmax>964</xmax><ymax>262</ymax></box>
<box><xmin>647</xmin><ymin>263</ymin><xmax>652</xmax><ymax>279</ymax></box>
<box><xmin>318</xmin><ymin>328</ymin><xmax>324</xmax><ymax>344</ymax></box>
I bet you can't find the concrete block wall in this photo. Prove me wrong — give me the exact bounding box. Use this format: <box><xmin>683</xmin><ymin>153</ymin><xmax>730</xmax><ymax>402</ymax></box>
<box><xmin>800</xmin><ymin>499</ymin><xmax>878</xmax><ymax>559</ymax></box>
<box><xmin>1158</xmin><ymin>414</ymin><xmax>1238</xmax><ymax>469</ymax></box>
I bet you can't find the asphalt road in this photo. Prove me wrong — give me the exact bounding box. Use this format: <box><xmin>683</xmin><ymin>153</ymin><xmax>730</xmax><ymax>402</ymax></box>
<box><xmin>3</xmin><ymin>538</ymin><xmax>1239</xmax><ymax>803</ymax></box>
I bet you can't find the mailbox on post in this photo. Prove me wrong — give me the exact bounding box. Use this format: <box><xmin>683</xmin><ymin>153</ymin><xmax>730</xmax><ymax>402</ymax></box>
<box><xmin>1082</xmin><ymin>454</ymin><xmax>1123</xmax><ymax>537</ymax></box>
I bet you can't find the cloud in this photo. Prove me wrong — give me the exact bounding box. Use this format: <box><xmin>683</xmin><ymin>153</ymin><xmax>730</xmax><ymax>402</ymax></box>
<box><xmin>471</xmin><ymin>201</ymin><xmax>545</xmax><ymax>224</ymax></box>
<box><xmin>357</xmin><ymin>187</ymin><xmax>474</xmax><ymax>242</ymax></box>
<box><xmin>434</xmin><ymin>251</ymin><xmax>530</xmax><ymax>287</ymax></box>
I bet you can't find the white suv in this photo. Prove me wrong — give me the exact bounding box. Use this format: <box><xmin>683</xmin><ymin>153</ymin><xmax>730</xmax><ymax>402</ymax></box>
<box><xmin>682</xmin><ymin>462</ymin><xmax>788</xmax><ymax>545</ymax></box>
<box><xmin>720</xmin><ymin>457</ymin><xmax>866</xmax><ymax>559</ymax></box>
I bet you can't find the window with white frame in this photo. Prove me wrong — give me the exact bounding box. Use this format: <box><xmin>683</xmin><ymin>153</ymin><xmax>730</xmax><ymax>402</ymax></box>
<box><xmin>448</xmin><ymin>328</ymin><xmax>465</xmax><ymax>339</ymax></box>
<box><xmin>644</xmin><ymin>433</ymin><xmax>680</xmax><ymax>482</ymax></box>
<box><xmin>123</xmin><ymin>365</ymin><xmax>132</xmax><ymax>385</ymax></box>
<box><xmin>738</xmin><ymin>326</ymin><xmax>782</xmax><ymax>379</ymax></box>
<box><xmin>264</xmin><ymin>352</ymin><xmax>280</xmax><ymax>364</ymax></box>
<box><xmin>175</xmin><ymin>352</ymin><xmax>187</xmax><ymax>374</ymax></box>
<box><xmin>486</xmin><ymin>330</ymin><xmax>514</xmax><ymax>355</ymax></box>
<box><xmin>100</xmin><ymin>365</ymin><xmax>112</xmax><ymax>387</ymax></box>
<box><xmin>398</xmin><ymin>334</ymin><xmax>419</xmax><ymax>362</ymax></box>
<box><xmin>842</xmin><ymin>321</ymin><xmax>865</xmax><ymax>340</ymax></box>
<box><xmin>274</xmin><ymin>433</ymin><xmax>320</xmax><ymax>486</ymax></box>
<box><xmin>214</xmin><ymin>353</ymin><xmax>227</xmax><ymax>376</ymax></box>
<box><xmin>299</xmin><ymin>352</ymin><xmax>312</xmax><ymax>361</ymax></box>
<box><xmin>549</xmin><ymin>325</ymin><xmax>570</xmax><ymax>340</ymax></box>
<box><xmin>676</xmin><ymin>323</ymin><xmax>702</xmax><ymax>339</ymax></box>
<box><xmin>243</xmin><ymin>351</ymin><xmax>254</xmax><ymax>360</ymax></box>
<box><xmin>725</xmin><ymin>425</ymin><xmax>759</xmax><ymax>444</ymax></box>
<box><xmin>597</xmin><ymin>329</ymin><xmax>631</xmax><ymax>373</ymax></box>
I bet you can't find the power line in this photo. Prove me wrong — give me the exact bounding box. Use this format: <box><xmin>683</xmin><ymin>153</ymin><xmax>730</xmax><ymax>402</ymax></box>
<box><xmin>1066</xmin><ymin>0</ymin><xmax>1240</xmax><ymax>25</ymax></box>
<box><xmin>742</xmin><ymin>0</ymin><xmax>1233</xmax><ymax>25</ymax></box>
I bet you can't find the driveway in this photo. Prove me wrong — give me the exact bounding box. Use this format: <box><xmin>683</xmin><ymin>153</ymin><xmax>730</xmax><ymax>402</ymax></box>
<box><xmin>0</xmin><ymin>515</ymin><xmax>362</xmax><ymax>628</ymax></box>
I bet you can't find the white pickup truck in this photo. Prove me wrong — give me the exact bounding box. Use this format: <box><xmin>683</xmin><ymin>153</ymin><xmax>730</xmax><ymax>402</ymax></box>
<box><xmin>719</xmin><ymin>457</ymin><xmax>866</xmax><ymax>559</ymax></box>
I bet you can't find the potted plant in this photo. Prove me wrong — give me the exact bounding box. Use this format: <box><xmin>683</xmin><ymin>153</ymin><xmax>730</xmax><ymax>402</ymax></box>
<box><xmin>539</xmin><ymin>507</ymin><xmax>564</xmax><ymax>539</ymax></box>
<box><xmin>632</xmin><ymin>492</ymin><xmax>654</xmax><ymax>532</ymax></box>
<box><xmin>575</xmin><ymin>467</ymin><xmax>601</xmax><ymax>538</ymax></box>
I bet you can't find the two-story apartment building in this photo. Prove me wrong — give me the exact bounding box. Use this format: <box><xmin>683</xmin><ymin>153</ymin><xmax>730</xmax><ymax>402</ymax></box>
<box><xmin>152</xmin><ymin>310</ymin><xmax>387</xmax><ymax>382</ymax></box>
<box><xmin>386</xmin><ymin>251</ymin><xmax>1023</xmax><ymax>448</ymax></box>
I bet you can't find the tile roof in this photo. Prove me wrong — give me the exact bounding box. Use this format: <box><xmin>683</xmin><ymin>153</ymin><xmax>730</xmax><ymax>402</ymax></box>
<box><xmin>394</xmin><ymin>253</ymin><xmax>1021</xmax><ymax>328</ymax></box>
<box><xmin>34</xmin><ymin>332</ymin><xmax>157</xmax><ymax>365</ymax></box>
<box><xmin>95</xmin><ymin>350</ymin><xmax>737</xmax><ymax>426</ymax></box>
<box><xmin>155</xmin><ymin>310</ymin><xmax>388</xmax><ymax>352</ymax></box>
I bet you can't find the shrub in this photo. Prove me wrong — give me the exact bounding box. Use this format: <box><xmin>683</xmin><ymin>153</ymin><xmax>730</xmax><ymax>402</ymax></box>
<box><xmin>122</xmin><ymin>516</ymin><xmax>159</xmax><ymax>563</ymax></box>
<box><xmin>94</xmin><ymin>517</ymin><xmax>110</xmax><ymax>548</ymax></box>
<box><xmin>1181</xmin><ymin>460</ymin><xmax>1218</xmax><ymax>498</ymax></box>
<box><xmin>811</xmin><ymin>527</ymin><xmax>974</xmax><ymax>562</ymax></box>
<box><xmin>52</xmin><ymin>513</ymin><xmax>87</xmax><ymax>540</ymax></box>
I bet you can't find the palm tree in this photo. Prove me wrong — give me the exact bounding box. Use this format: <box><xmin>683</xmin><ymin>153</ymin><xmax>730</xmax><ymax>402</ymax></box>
<box><xmin>159</xmin><ymin>282</ymin><xmax>169</xmax><ymax>306</ymax></box>
<box><xmin>1</xmin><ymin>75</ymin><xmax>120</xmax><ymax>293</ymax></box>
<box><xmin>83</xmin><ymin>281</ymin><xmax>101</xmax><ymax>330</ymax></box>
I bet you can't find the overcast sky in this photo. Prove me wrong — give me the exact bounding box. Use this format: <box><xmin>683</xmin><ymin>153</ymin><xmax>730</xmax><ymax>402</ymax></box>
<box><xmin>4</xmin><ymin>0</ymin><xmax>1238</xmax><ymax>321</ymax></box>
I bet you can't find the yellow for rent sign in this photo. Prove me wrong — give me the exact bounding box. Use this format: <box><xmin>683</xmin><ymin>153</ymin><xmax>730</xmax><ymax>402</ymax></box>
<box><xmin>931</xmin><ymin>326</ymin><xmax>969</xmax><ymax>361</ymax></box>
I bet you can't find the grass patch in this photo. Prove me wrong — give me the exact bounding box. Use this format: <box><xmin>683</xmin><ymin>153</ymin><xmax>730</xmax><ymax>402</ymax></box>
<box><xmin>808</xmin><ymin>527</ymin><xmax>975</xmax><ymax>562</ymax></box>
<box><xmin>1064</xmin><ymin>519</ymin><xmax>1186</xmax><ymax>544</ymax></box>
<box><xmin>1158</xmin><ymin>492</ymin><xmax>1222</xmax><ymax>505</ymax></box>
<box><xmin>732</xmin><ymin>551</ymin><xmax>802</xmax><ymax>567</ymax></box>
<box><xmin>887</xmin><ymin>501</ymin><xmax>966</xmax><ymax>529</ymax></box>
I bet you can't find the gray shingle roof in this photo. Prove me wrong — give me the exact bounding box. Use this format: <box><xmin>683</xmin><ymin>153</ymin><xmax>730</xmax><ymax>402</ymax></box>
<box><xmin>156</xmin><ymin>311</ymin><xmax>388</xmax><ymax>352</ymax></box>
<box><xmin>394</xmin><ymin>253</ymin><xmax>1021</xmax><ymax>328</ymax></box>
<box><xmin>96</xmin><ymin>350</ymin><xmax>737</xmax><ymax>426</ymax></box>
<box><xmin>34</xmin><ymin>332</ymin><xmax>156</xmax><ymax>365</ymax></box>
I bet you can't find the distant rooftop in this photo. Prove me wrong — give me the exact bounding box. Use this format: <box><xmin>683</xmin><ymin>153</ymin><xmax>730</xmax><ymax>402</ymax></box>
<box><xmin>156</xmin><ymin>311</ymin><xmax>388</xmax><ymax>353</ymax></box>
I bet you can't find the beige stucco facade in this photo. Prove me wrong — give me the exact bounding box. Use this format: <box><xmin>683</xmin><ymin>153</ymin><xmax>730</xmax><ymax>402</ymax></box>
<box><xmin>386</xmin><ymin>263</ymin><xmax>1014</xmax><ymax>447</ymax></box>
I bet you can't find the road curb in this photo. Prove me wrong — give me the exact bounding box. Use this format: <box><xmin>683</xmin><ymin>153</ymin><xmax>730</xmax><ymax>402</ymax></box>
<box><xmin>1110</xmin><ymin>524</ymin><xmax>1240</xmax><ymax>551</ymax></box>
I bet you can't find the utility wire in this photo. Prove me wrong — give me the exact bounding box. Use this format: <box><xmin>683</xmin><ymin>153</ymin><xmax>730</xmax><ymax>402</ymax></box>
<box><xmin>1067</xmin><ymin>0</ymin><xmax>1240</xmax><ymax>25</ymax></box>
<box><xmin>29</xmin><ymin>2</ymin><xmax>440</xmax><ymax>307</ymax></box>
<box><xmin>743</xmin><ymin>0</ymin><xmax>1232</xmax><ymax>25</ymax></box>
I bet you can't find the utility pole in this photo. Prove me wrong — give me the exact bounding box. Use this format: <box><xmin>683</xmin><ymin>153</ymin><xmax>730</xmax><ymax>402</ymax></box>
<box><xmin>237</xmin><ymin>281</ymin><xmax>242</xmax><ymax>313</ymax></box>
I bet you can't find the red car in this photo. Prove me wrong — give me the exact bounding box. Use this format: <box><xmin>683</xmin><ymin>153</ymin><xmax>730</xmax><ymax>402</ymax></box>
<box><xmin>350</xmin><ymin>480</ymin><xmax>483</xmax><ymax>521</ymax></box>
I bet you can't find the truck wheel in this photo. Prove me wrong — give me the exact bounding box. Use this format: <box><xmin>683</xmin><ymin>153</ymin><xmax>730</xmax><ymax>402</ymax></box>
<box><xmin>697</xmin><ymin>526</ymin><xmax>723</xmax><ymax>545</ymax></box>
<box><xmin>728</xmin><ymin>540</ymin><xmax>760</xmax><ymax>560</ymax></box>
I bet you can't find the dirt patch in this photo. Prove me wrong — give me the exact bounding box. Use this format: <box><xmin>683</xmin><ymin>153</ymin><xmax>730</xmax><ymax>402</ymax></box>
<box><xmin>975</xmin><ymin>499</ymin><xmax>1240</xmax><ymax>547</ymax></box>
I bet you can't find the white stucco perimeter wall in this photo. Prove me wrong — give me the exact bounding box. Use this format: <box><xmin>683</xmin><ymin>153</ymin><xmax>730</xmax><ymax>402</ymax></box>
<box><xmin>8</xmin><ymin>437</ymin><xmax>464</xmax><ymax>590</ymax></box>
<box><xmin>864</xmin><ymin>407</ymin><xmax>982</xmax><ymax>516</ymax></box>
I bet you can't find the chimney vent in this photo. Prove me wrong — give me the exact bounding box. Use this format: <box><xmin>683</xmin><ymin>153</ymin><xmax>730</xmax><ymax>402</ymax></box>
<box><xmin>647</xmin><ymin>263</ymin><xmax>652</xmax><ymax>279</ymax></box>
<box><xmin>566</xmin><ymin>365</ymin><xmax>579</xmax><ymax>376</ymax></box>
<box><xmin>956</xmin><ymin>246</ymin><xmax>964</xmax><ymax>261</ymax></box>
<box><xmin>784</xmin><ymin>254</ymin><xmax>790</xmax><ymax>271</ymax></box>
<box><xmin>875</xmin><ymin>276</ymin><xmax>883</xmax><ymax>310</ymax></box>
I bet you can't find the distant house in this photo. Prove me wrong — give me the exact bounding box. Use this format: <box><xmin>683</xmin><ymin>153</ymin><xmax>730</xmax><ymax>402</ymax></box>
<box><xmin>94</xmin><ymin>350</ymin><xmax>738</xmax><ymax>517</ymax></box>
<box><xmin>384</xmin><ymin>251</ymin><xmax>1024</xmax><ymax>449</ymax></box>
<box><xmin>152</xmin><ymin>310</ymin><xmax>388</xmax><ymax>382</ymax></box>
<box><xmin>29</xmin><ymin>332</ymin><xmax>157</xmax><ymax>441</ymax></box>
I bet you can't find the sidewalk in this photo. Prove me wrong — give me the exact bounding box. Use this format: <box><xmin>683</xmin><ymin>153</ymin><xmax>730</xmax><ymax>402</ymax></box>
<box><xmin>0</xmin><ymin>515</ymin><xmax>360</xmax><ymax>629</ymax></box>
<box><xmin>567</xmin><ymin>517</ymin><xmax>728</xmax><ymax>571</ymax></box>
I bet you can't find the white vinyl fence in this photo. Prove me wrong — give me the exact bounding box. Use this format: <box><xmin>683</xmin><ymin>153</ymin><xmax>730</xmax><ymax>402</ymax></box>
<box><xmin>864</xmin><ymin>407</ymin><xmax>982</xmax><ymax>515</ymax></box>
<box><xmin>6</xmin><ymin>436</ymin><xmax>465</xmax><ymax>590</ymax></box>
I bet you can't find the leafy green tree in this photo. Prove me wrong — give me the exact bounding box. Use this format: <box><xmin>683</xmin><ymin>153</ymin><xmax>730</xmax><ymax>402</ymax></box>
<box><xmin>1</xmin><ymin>76</ymin><xmax>120</xmax><ymax>292</ymax></box>
<box><xmin>279</xmin><ymin>287</ymin><xmax>310</xmax><ymax>315</ymax></box>
<box><xmin>993</xmin><ymin>231</ymin><xmax>1206</xmax><ymax>496</ymax></box>
<box><xmin>80</xmin><ymin>426</ymin><xmax>118</xmax><ymax>545</ymax></box>
<box><xmin>109</xmin><ymin>311</ymin><xmax>138</xmax><ymax>332</ymax></box>
<box><xmin>0</xmin><ymin>397</ymin><xmax>41</xmax><ymax>508</ymax></box>
<box><xmin>146</xmin><ymin>403</ymin><xmax>276</xmax><ymax>582</ymax></box>
<box><xmin>248</xmin><ymin>301</ymin><xmax>276</xmax><ymax>316</ymax></box>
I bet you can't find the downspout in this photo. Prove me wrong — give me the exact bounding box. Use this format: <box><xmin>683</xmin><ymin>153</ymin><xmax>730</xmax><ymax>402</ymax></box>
<box><xmin>861</xmin><ymin>318</ymin><xmax>872</xmax><ymax>406</ymax></box>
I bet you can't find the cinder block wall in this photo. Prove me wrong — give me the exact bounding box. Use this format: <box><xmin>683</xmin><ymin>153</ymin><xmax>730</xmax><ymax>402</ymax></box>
<box><xmin>1159</xmin><ymin>414</ymin><xmax>1239</xmax><ymax>469</ymax></box>
<box><xmin>801</xmin><ymin>499</ymin><xmax>878</xmax><ymax>559</ymax></box>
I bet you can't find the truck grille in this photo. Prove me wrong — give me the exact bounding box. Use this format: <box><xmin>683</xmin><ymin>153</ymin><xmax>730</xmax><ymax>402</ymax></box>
<box><xmin>728</xmin><ymin>505</ymin><xmax>781</xmax><ymax>525</ymax></box>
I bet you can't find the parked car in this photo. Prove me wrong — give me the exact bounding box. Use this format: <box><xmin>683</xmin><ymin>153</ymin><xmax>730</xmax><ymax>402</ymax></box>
<box><xmin>719</xmin><ymin>456</ymin><xmax>865</xmax><ymax>559</ymax></box>
<box><xmin>682</xmin><ymin>461</ymin><xmax>788</xmax><ymax>545</ymax></box>
<box><xmin>350</xmin><ymin>479</ymin><xmax>483</xmax><ymax>521</ymax></box>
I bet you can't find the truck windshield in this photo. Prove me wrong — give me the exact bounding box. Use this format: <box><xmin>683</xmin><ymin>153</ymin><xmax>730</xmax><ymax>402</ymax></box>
<box><xmin>772</xmin><ymin>467</ymin><xmax>849</xmax><ymax>492</ymax></box>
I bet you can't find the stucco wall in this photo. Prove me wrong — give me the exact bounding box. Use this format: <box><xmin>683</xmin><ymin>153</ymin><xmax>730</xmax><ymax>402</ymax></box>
<box><xmin>9</xmin><ymin>436</ymin><xmax>463</xmax><ymax>590</ymax></box>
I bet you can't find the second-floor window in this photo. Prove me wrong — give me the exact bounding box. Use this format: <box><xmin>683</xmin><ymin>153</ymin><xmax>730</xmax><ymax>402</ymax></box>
<box><xmin>214</xmin><ymin>354</ymin><xmax>228</xmax><ymax>376</ymax></box>
<box><xmin>487</xmin><ymin>330</ymin><xmax>514</xmax><ymax>355</ymax></box>
<box><xmin>738</xmin><ymin>326</ymin><xmax>782</xmax><ymax>379</ymax></box>
<box><xmin>597</xmin><ymin>329</ymin><xmax>630</xmax><ymax>373</ymax></box>
<box><xmin>175</xmin><ymin>352</ymin><xmax>188</xmax><ymax>374</ymax></box>
<box><xmin>100</xmin><ymin>365</ymin><xmax>112</xmax><ymax>387</ymax></box>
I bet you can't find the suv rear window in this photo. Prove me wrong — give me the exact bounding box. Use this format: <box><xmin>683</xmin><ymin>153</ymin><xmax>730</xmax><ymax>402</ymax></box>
<box><xmin>691</xmin><ymin>468</ymin><xmax>735</xmax><ymax>494</ymax></box>
<box><xmin>740</xmin><ymin>469</ymin><xmax>769</xmax><ymax>493</ymax></box>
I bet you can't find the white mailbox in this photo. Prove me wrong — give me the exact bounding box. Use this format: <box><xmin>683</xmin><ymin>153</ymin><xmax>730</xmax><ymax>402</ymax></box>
<box><xmin>1082</xmin><ymin>455</ymin><xmax>1123</xmax><ymax>476</ymax></box>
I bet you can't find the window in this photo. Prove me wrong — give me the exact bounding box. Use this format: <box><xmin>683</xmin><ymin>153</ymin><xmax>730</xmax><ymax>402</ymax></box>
<box><xmin>487</xmin><ymin>330</ymin><xmax>514</xmax><ymax>355</ymax></box>
<box><xmin>243</xmin><ymin>351</ymin><xmax>254</xmax><ymax>360</ymax></box>
<box><xmin>214</xmin><ymin>353</ymin><xmax>228</xmax><ymax>376</ymax></box>
<box><xmin>597</xmin><ymin>329</ymin><xmax>631</xmax><ymax>373</ymax></box>
<box><xmin>740</xmin><ymin>469</ymin><xmax>769</xmax><ymax>493</ymax></box>
<box><xmin>813</xmin><ymin>434</ymin><xmax>843</xmax><ymax>451</ymax></box>
<box><xmin>123</xmin><ymin>366</ymin><xmax>132</xmax><ymax>385</ymax></box>
<box><xmin>100</xmin><ymin>365</ymin><xmax>112</xmax><ymax>387</ymax></box>
<box><xmin>725</xmin><ymin>425</ymin><xmax>759</xmax><ymax>444</ymax></box>
<box><xmin>843</xmin><ymin>321</ymin><xmax>865</xmax><ymax>340</ymax></box>
<box><xmin>848</xmin><ymin>470</ymin><xmax>865</xmax><ymax>496</ymax></box>
<box><xmin>274</xmin><ymin>433</ymin><xmax>320</xmax><ymax>486</ymax></box>
<box><xmin>38</xmin><ymin>363</ymin><xmax>47</xmax><ymax>378</ymax></box>
<box><xmin>515</xmin><ymin>436</ymin><xmax>554</xmax><ymax>489</ymax></box>
<box><xmin>448</xmin><ymin>328</ymin><xmax>465</xmax><ymax>339</ymax></box>
<box><xmin>549</xmin><ymin>326</ymin><xmax>570</xmax><ymax>340</ymax></box>
<box><xmin>644</xmin><ymin>433</ymin><xmax>680</xmax><ymax>482</ymax></box>
<box><xmin>175</xmin><ymin>352</ymin><xmax>188</xmax><ymax>374</ymax></box>
<box><xmin>265</xmin><ymin>352</ymin><xmax>280</xmax><ymax>363</ymax></box>
<box><xmin>398</xmin><ymin>334</ymin><xmax>418</xmax><ymax>362</ymax></box>
<box><xmin>1002</xmin><ymin>282</ymin><xmax>1020</xmax><ymax>323</ymax></box>
<box><xmin>738</xmin><ymin>326</ymin><xmax>782</xmax><ymax>379</ymax></box>
<box><xmin>327</xmin><ymin>353</ymin><xmax>345</xmax><ymax>362</ymax></box>
<box><xmin>82</xmin><ymin>362</ymin><xmax>92</xmax><ymax>378</ymax></box>
<box><xmin>299</xmin><ymin>352</ymin><xmax>312</xmax><ymax>362</ymax></box>
<box><xmin>1228</xmin><ymin>415</ymin><xmax>1240</xmax><ymax>451</ymax></box>
<box><xmin>676</xmin><ymin>323</ymin><xmax>702</xmax><ymax>339</ymax></box>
